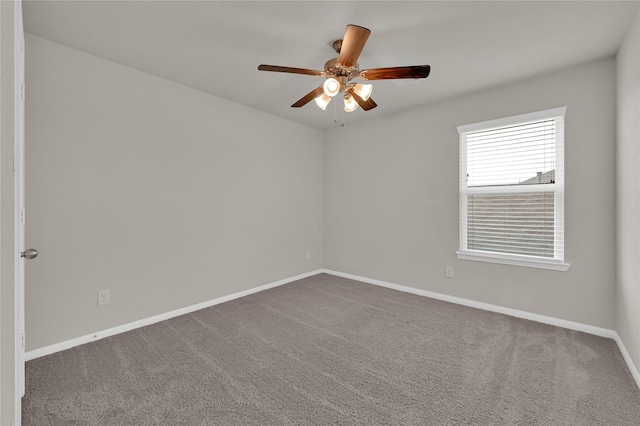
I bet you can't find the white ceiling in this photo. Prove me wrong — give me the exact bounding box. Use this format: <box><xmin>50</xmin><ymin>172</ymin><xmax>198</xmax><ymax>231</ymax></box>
<box><xmin>23</xmin><ymin>1</ymin><xmax>639</xmax><ymax>130</ymax></box>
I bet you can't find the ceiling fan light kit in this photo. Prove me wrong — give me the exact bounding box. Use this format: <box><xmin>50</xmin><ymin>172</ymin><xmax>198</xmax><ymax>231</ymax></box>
<box><xmin>314</xmin><ymin>93</ymin><xmax>331</xmax><ymax>110</ymax></box>
<box><xmin>258</xmin><ymin>24</ymin><xmax>431</xmax><ymax>116</ymax></box>
<box><xmin>323</xmin><ymin>78</ymin><xmax>341</xmax><ymax>97</ymax></box>
<box><xmin>353</xmin><ymin>83</ymin><xmax>373</xmax><ymax>101</ymax></box>
<box><xmin>343</xmin><ymin>93</ymin><xmax>359</xmax><ymax>112</ymax></box>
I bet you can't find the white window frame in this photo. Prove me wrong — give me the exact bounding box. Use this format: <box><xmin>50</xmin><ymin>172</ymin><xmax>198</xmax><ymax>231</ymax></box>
<box><xmin>457</xmin><ymin>107</ymin><xmax>570</xmax><ymax>271</ymax></box>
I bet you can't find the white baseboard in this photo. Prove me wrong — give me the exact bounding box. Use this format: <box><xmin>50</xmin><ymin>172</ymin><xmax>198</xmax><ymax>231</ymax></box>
<box><xmin>320</xmin><ymin>269</ymin><xmax>640</xmax><ymax>389</ymax></box>
<box><xmin>613</xmin><ymin>332</ymin><xmax>640</xmax><ymax>388</ymax></box>
<box><xmin>321</xmin><ymin>269</ymin><xmax>615</xmax><ymax>337</ymax></box>
<box><xmin>25</xmin><ymin>269</ymin><xmax>324</xmax><ymax>361</ymax></box>
<box><xmin>26</xmin><ymin>267</ymin><xmax>640</xmax><ymax>391</ymax></box>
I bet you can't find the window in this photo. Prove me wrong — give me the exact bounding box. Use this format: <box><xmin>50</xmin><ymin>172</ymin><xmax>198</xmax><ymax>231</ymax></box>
<box><xmin>457</xmin><ymin>107</ymin><xmax>570</xmax><ymax>271</ymax></box>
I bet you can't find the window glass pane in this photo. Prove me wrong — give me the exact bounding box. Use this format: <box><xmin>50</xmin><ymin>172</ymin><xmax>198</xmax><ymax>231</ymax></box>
<box><xmin>466</xmin><ymin>120</ymin><xmax>556</xmax><ymax>187</ymax></box>
<box><xmin>467</xmin><ymin>192</ymin><xmax>555</xmax><ymax>258</ymax></box>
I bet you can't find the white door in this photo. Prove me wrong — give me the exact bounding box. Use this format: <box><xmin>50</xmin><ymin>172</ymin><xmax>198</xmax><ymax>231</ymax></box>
<box><xmin>14</xmin><ymin>0</ymin><xmax>31</xmax><ymax>410</ymax></box>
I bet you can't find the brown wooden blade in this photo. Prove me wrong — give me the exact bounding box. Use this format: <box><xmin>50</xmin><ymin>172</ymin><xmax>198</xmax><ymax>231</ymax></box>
<box><xmin>291</xmin><ymin>85</ymin><xmax>325</xmax><ymax>108</ymax></box>
<box><xmin>359</xmin><ymin>65</ymin><xmax>431</xmax><ymax>80</ymax></box>
<box><xmin>258</xmin><ymin>65</ymin><xmax>324</xmax><ymax>77</ymax></box>
<box><xmin>347</xmin><ymin>88</ymin><xmax>377</xmax><ymax>111</ymax></box>
<box><xmin>337</xmin><ymin>24</ymin><xmax>371</xmax><ymax>67</ymax></box>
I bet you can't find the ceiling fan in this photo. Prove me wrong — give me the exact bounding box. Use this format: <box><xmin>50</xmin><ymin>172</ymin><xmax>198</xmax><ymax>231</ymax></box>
<box><xmin>258</xmin><ymin>24</ymin><xmax>431</xmax><ymax>113</ymax></box>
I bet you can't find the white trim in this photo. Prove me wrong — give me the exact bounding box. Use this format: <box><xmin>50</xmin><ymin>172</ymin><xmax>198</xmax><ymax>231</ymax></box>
<box><xmin>464</xmin><ymin>184</ymin><xmax>560</xmax><ymax>194</ymax></box>
<box><xmin>613</xmin><ymin>332</ymin><xmax>640</xmax><ymax>389</ymax></box>
<box><xmin>321</xmin><ymin>269</ymin><xmax>640</xmax><ymax>389</ymax></box>
<box><xmin>25</xmin><ymin>269</ymin><xmax>323</xmax><ymax>361</ymax></box>
<box><xmin>320</xmin><ymin>269</ymin><xmax>612</xmax><ymax>337</ymax></box>
<box><xmin>457</xmin><ymin>106</ymin><xmax>567</xmax><ymax>134</ymax></box>
<box><xmin>458</xmin><ymin>135</ymin><xmax>468</xmax><ymax>254</ymax></box>
<box><xmin>24</xmin><ymin>268</ymin><xmax>640</xmax><ymax>392</ymax></box>
<box><xmin>456</xmin><ymin>250</ymin><xmax>571</xmax><ymax>271</ymax></box>
<box><xmin>14</xmin><ymin>2</ymin><xmax>25</xmax><ymax>425</ymax></box>
<box><xmin>553</xmin><ymin>114</ymin><xmax>565</xmax><ymax>260</ymax></box>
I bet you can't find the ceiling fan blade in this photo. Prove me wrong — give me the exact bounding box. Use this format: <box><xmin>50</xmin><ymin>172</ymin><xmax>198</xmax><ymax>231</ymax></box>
<box><xmin>258</xmin><ymin>65</ymin><xmax>324</xmax><ymax>77</ymax></box>
<box><xmin>337</xmin><ymin>24</ymin><xmax>371</xmax><ymax>68</ymax></box>
<box><xmin>291</xmin><ymin>85</ymin><xmax>325</xmax><ymax>108</ymax></box>
<box><xmin>347</xmin><ymin>88</ymin><xmax>377</xmax><ymax>111</ymax></box>
<box><xmin>359</xmin><ymin>65</ymin><xmax>431</xmax><ymax>80</ymax></box>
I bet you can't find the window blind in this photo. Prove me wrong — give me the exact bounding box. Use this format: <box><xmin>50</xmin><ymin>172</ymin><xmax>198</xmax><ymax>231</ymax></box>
<box><xmin>466</xmin><ymin>120</ymin><xmax>556</xmax><ymax>187</ymax></box>
<box><xmin>458</xmin><ymin>107</ymin><xmax>565</xmax><ymax>263</ymax></box>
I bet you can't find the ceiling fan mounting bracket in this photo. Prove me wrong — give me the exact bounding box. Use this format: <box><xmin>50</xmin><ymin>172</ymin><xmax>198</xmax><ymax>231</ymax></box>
<box><xmin>332</xmin><ymin>39</ymin><xmax>343</xmax><ymax>54</ymax></box>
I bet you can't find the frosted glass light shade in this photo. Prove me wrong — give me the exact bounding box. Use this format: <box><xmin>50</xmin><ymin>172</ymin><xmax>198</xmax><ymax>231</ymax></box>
<box><xmin>353</xmin><ymin>84</ymin><xmax>372</xmax><ymax>101</ymax></box>
<box><xmin>323</xmin><ymin>78</ymin><xmax>340</xmax><ymax>97</ymax></box>
<box><xmin>343</xmin><ymin>94</ymin><xmax>359</xmax><ymax>112</ymax></box>
<box><xmin>314</xmin><ymin>93</ymin><xmax>331</xmax><ymax>110</ymax></box>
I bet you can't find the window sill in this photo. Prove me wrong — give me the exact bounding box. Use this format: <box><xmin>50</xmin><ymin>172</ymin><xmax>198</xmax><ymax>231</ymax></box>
<box><xmin>456</xmin><ymin>250</ymin><xmax>571</xmax><ymax>271</ymax></box>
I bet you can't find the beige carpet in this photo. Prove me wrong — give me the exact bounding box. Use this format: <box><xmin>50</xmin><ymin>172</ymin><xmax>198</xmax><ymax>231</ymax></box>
<box><xmin>22</xmin><ymin>273</ymin><xmax>640</xmax><ymax>425</ymax></box>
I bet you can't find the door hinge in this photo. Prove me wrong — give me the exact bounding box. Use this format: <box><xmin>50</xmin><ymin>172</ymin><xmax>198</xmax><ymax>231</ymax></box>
<box><xmin>21</xmin><ymin>332</ymin><xmax>25</xmax><ymax>352</ymax></box>
<box><xmin>20</xmin><ymin>209</ymin><xmax>25</xmax><ymax>225</ymax></box>
<box><xmin>19</xmin><ymin>84</ymin><xmax>25</xmax><ymax>101</ymax></box>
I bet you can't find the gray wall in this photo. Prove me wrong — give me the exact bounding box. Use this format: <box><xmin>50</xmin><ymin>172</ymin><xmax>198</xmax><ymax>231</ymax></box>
<box><xmin>325</xmin><ymin>58</ymin><xmax>616</xmax><ymax>329</ymax></box>
<box><xmin>23</xmin><ymin>28</ymin><xmax>631</xmax><ymax>366</ymax></box>
<box><xmin>616</xmin><ymin>11</ymin><xmax>640</xmax><ymax>372</ymax></box>
<box><xmin>25</xmin><ymin>35</ymin><xmax>324</xmax><ymax>351</ymax></box>
<box><xmin>1</xmin><ymin>2</ymin><xmax>17</xmax><ymax>423</ymax></box>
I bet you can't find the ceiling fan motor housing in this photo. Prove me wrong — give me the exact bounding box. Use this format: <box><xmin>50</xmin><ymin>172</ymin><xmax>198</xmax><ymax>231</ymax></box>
<box><xmin>324</xmin><ymin>58</ymin><xmax>358</xmax><ymax>77</ymax></box>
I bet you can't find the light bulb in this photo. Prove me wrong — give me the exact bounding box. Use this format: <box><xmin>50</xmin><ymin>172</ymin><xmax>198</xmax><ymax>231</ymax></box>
<box><xmin>343</xmin><ymin>94</ymin><xmax>359</xmax><ymax>112</ymax></box>
<box><xmin>314</xmin><ymin>93</ymin><xmax>331</xmax><ymax>110</ymax></box>
<box><xmin>323</xmin><ymin>78</ymin><xmax>340</xmax><ymax>97</ymax></box>
<box><xmin>353</xmin><ymin>84</ymin><xmax>373</xmax><ymax>101</ymax></box>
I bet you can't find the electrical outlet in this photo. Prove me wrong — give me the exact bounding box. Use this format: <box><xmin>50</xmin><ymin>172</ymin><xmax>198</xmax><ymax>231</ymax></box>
<box><xmin>445</xmin><ymin>266</ymin><xmax>454</xmax><ymax>278</ymax></box>
<box><xmin>97</xmin><ymin>289</ymin><xmax>110</xmax><ymax>306</ymax></box>
<box><xmin>306</xmin><ymin>249</ymin><xmax>311</xmax><ymax>259</ymax></box>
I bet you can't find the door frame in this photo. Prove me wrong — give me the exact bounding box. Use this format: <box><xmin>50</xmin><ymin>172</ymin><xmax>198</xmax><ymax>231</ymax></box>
<box><xmin>13</xmin><ymin>0</ymin><xmax>26</xmax><ymax>424</ymax></box>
